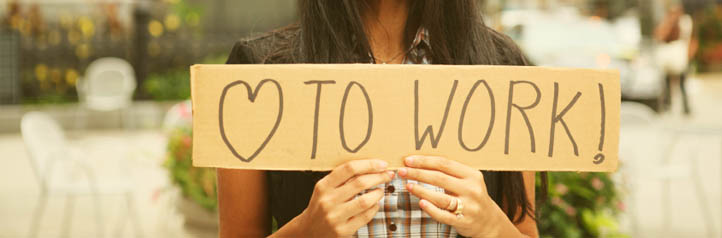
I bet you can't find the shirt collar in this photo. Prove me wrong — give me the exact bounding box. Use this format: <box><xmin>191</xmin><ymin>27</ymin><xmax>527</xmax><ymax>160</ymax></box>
<box><xmin>366</xmin><ymin>27</ymin><xmax>431</xmax><ymax>64</ymax></box>
<box><xmin>410</xmin><ymin>27</ymin><xmax>430</xmax><ymax>50</ymax></box>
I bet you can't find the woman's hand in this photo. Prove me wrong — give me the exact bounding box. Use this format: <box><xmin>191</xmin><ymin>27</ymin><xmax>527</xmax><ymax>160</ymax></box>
<box><xmin>275</xmin><ymin>159</ymin><xmax>393</xmax><ymax>238</ymax></box>
<box><xmin>398</xmin><ymin>155</ymin><xmax>521</xmax><ymax>238</ymax></box>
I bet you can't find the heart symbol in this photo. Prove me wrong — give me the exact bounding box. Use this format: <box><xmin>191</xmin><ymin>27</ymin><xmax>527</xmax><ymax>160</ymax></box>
<box><xmin>218</xmin><ymin>79</ymin><xmax>283</xmax><ymax>163</ymax></box>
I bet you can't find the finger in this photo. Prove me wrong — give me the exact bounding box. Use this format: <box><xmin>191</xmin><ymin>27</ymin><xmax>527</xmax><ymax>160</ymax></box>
<box><xmin>398</xmin><ymin>167</ymin><xmax>464</xmax><ymax>195</ymax></box>
<box><xmin>404</xmin><ymin>155</ymin><xmax>476</xmax><ymax>178</ymax></box>
<box><xmin>337</xmin><ymin>188</ymin><xmax>384</xmax><ymax>220</ymax></box>
<box><xmin>419</xmin><ymin>199</ymin><xmax>459</xmax><ymax>226</ymax></box>
<box><xmin>323</xmin><ymin>159</ymin><xmax>388</xmax><ymax>188</ymax></box>
<box><xmin>335</xmin><ymin>171</ymin><xmax>394</xmax><ymax>202</ymax></box>
<box><xmin>342</xmin><ymin>203</ymin><xmax>380</xmax><ymax>234</ymax></box>
<box><xmin>407</xmin><ymin>183</ymin><xmax>456</xmax><ymax>211</ymax></box>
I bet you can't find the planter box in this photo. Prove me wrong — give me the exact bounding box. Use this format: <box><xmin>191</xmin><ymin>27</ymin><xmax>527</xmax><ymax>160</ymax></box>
<box><xmin>177</xmin><ymin>197</ymin><xmax>218</xmax><ymax>238</ymax></box>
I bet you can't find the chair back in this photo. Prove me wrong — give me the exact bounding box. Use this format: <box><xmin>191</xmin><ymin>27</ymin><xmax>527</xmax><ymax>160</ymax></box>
<box><xmin>78</xmin><ymin>57</ymin><xmax>136</xmax><ymax>111</ymax></box>
<box><xmin>620</xmin><ymin>101</ymin><xmax>657</xmax><ymax>127</ymax></box>
<box><xmin>618</xmin><ymin>102</ymin><xmax>667</xmax><ymax>177</ymax></box>
<box><xmin>21</xmin><ymin>111</ymin><xmax>69</xmax><ymax>185</ymax></box>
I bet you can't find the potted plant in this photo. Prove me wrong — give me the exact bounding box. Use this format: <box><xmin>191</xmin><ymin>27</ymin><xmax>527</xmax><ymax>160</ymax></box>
<box><xmin>163</xmin><ymin>112</ymin><xmax>218</xmax><ymax>234</ymax></box>
<box><xmin>537</xmin><ymin>172</ymin><xmax>626</xmax><ymax>238</ymax></box>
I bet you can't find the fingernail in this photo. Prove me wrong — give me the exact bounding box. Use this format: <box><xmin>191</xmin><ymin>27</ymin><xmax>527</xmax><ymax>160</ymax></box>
<box><xmin>419</xmin><ymin>199</ymin><xmax>428</xmax><ymax>208</ymax></box>
<box><xmin>376</xmin><ymin>161</ymin><xmax>388</xmax><ymax>170</ymax></box>
<box><xmin>386</xmin><ymin>171</ymin><xmax>395</xmax><ymax>179</ymax></box>
<box><xmin>398</xmin><ymin>168</ymin><xmax>407</xmax><ymax>177</ymax></box>
<box><xmin>406</xmin><ymin>183</ymin><xmax>414</xmax><ymax>191</ymax></box>
<box><xmin>405</xmin><ymin>156</ymin><xmax>416</xmax><ymax>166</ymax></box>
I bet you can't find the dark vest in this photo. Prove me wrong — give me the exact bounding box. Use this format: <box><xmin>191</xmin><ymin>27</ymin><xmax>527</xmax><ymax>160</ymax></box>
<box><xmin>224</xmin><ymin>27</ymin><xmax>529</xmax><ymax>228</ymax></box>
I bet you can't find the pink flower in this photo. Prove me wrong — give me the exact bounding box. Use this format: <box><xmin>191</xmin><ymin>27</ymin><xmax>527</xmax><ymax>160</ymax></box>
<box><xmin>551</xmin><ymin>197</ymin><xmax>563</xmax><ymax>206</ymax></box>
<box><xmin>181</xmin><ymin>136</ymin><xmax>192</xmax><ymax>148</ymax></box>
<box><xmin>555</xmin><ymin>184</ymin><xmax>569</xmax><ymax>195</ymax></box>
<box><xmin>565</xmin><ymin>207</ymin><xmax>577</xmax><ymax>216</ymax></box>
<box><xmin>617</xmin><ymin>201</ymin><xmax>626</xmax><ymax>212</ymax></box>
<box><xmin>152</xmin><ymin>188</ymin><xmax>161</xmax><ymax>202</ymax></box>
<box><xmin>591</xmin><ymin>177</ymin><xmax>604</xmax><ymax>190</ymax></box>
<box><xmin>179</xmin><ymin>101</ymin><xmax>192</xmax><ymax>119</ymax></box>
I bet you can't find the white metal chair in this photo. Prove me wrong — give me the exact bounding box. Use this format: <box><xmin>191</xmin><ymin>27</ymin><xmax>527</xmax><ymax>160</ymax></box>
<box><xmin>21</xmin><ymin>111</ymin><xmax>142</xmax><ymax>237</ymax></box>
<box><xmin>75</xmin><ymin>57</ymin><xmax>137</xmax><ymax>129</ymax></box>
<box><xmin>618</xmin><ymin>102</ymin><xmax>716</xmax><ymax>237</ymax></box>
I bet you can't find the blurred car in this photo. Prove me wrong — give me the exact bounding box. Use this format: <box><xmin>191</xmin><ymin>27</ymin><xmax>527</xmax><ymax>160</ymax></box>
<box><xmin>500</xmin><ymin>7</ymin><xmax>664</xmax><ymax>102</ymax></box>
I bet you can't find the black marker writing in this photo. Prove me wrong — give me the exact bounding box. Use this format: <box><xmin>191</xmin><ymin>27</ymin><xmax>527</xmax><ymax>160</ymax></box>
<box><xmin>548</xmin><ymin>82</ymin><xmax>581</xmax><ymax>157</ymax></box>
<box><xmin>504</xmin><ymin>80</ymin><xmax>541</xmax><ymax>154</ymax></box>
<box><xmin>218</xmin><ymin>79</ymin><xmax>283</xmax><ymax>163</ymax></box>
<box><xmin>339</xmin><ymin>81</ymin><xmax>373</xmax><ymax>153</ymax></box>
<box><xmin>304</xmin><ymin>80</ymin><xmax>336</xmax><ymax>159</ymax></box>
<box><xmin>594</xmin><ymin>83</ymin><xmax>606</xmax><ymax>164</ymax></box>
<box><xmin>458</xmin><ymin>79</ymin><xmax>495</xmax><ymax>152</ymax></box>
<box><xmin>414</xmin><ymin>80</ymin><xmax>459</xmax><ymax>150</ymax></box>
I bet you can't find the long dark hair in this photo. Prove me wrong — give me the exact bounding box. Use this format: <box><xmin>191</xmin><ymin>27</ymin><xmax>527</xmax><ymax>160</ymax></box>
<box><xmin>261</xmin><ymin>0</ymin><xmax>546</xmax><ymax>224</ymax></box>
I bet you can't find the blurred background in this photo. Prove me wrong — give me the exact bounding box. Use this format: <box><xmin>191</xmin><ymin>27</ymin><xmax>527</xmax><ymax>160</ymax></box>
<box><xmin>0</xmin><ymin>0</ymin><xmax>720</xmax><ymax>237</ymax></box>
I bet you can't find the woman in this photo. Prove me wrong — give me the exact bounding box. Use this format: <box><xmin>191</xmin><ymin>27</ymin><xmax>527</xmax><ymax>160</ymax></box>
<box><xmin>219</xmin><ymin>0</ymin><xmax>545</xmax><ymax>237</ymax></box>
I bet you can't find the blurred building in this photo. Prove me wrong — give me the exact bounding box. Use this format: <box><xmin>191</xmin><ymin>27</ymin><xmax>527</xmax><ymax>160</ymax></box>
<box><xmin>0</xmin><ymin>0</ymin><xmax>297</xmax><ymax>104</ymax></box>
<box><xmin>2</xmin><ymin>0</ymin><xmax>720</xmax><ymax>105</ymax></box>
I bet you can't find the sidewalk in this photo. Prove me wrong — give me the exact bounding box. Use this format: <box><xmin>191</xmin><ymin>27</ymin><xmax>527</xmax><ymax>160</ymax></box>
<box><xmin>0</xmin><ymin>130</ymin><xmax>196</xmax><ymax>238</ymax></box>
<box><xmin>617</xmin><ymin>73</ymin><xmax>722</xmax><ymax>238</ymax></box>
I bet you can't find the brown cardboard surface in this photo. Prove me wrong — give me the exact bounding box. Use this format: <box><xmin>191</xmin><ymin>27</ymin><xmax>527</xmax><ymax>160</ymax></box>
<box><xmin>190</xmin><ymin>64</ymin><xmax>619</xmax><ymax>172</ymax></box>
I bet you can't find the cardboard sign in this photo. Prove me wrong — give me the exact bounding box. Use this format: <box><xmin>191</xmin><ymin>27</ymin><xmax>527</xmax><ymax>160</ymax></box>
<box><xmin>190</xmin><ymin>64</ymin><xmax>619</xmax><ymax>172</ymax></box>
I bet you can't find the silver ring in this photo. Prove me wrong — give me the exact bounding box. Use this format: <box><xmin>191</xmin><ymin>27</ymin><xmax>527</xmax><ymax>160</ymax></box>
<box><xmin>452</xmin><ymin>198</ymin><xmax>463</xmax><ymax>217</ymax></box>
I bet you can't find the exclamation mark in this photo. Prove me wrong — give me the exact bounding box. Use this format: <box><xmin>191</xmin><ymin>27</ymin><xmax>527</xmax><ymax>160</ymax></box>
<box><xmin>594</xmin><ymin>83</ymin><xmax>606</xmax><ymax>164</ymax></box>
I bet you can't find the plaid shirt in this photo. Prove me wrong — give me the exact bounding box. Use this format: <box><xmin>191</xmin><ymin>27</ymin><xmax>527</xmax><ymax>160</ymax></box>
<box><xmin>355</xmin><ymin>175</ymin><xmax>458</xmax><ymax>238</ymax></box>
<box><xmin>355</xmin><ymin>28</ymin><xmax>458</xmax><ymax>238</ymax></box>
